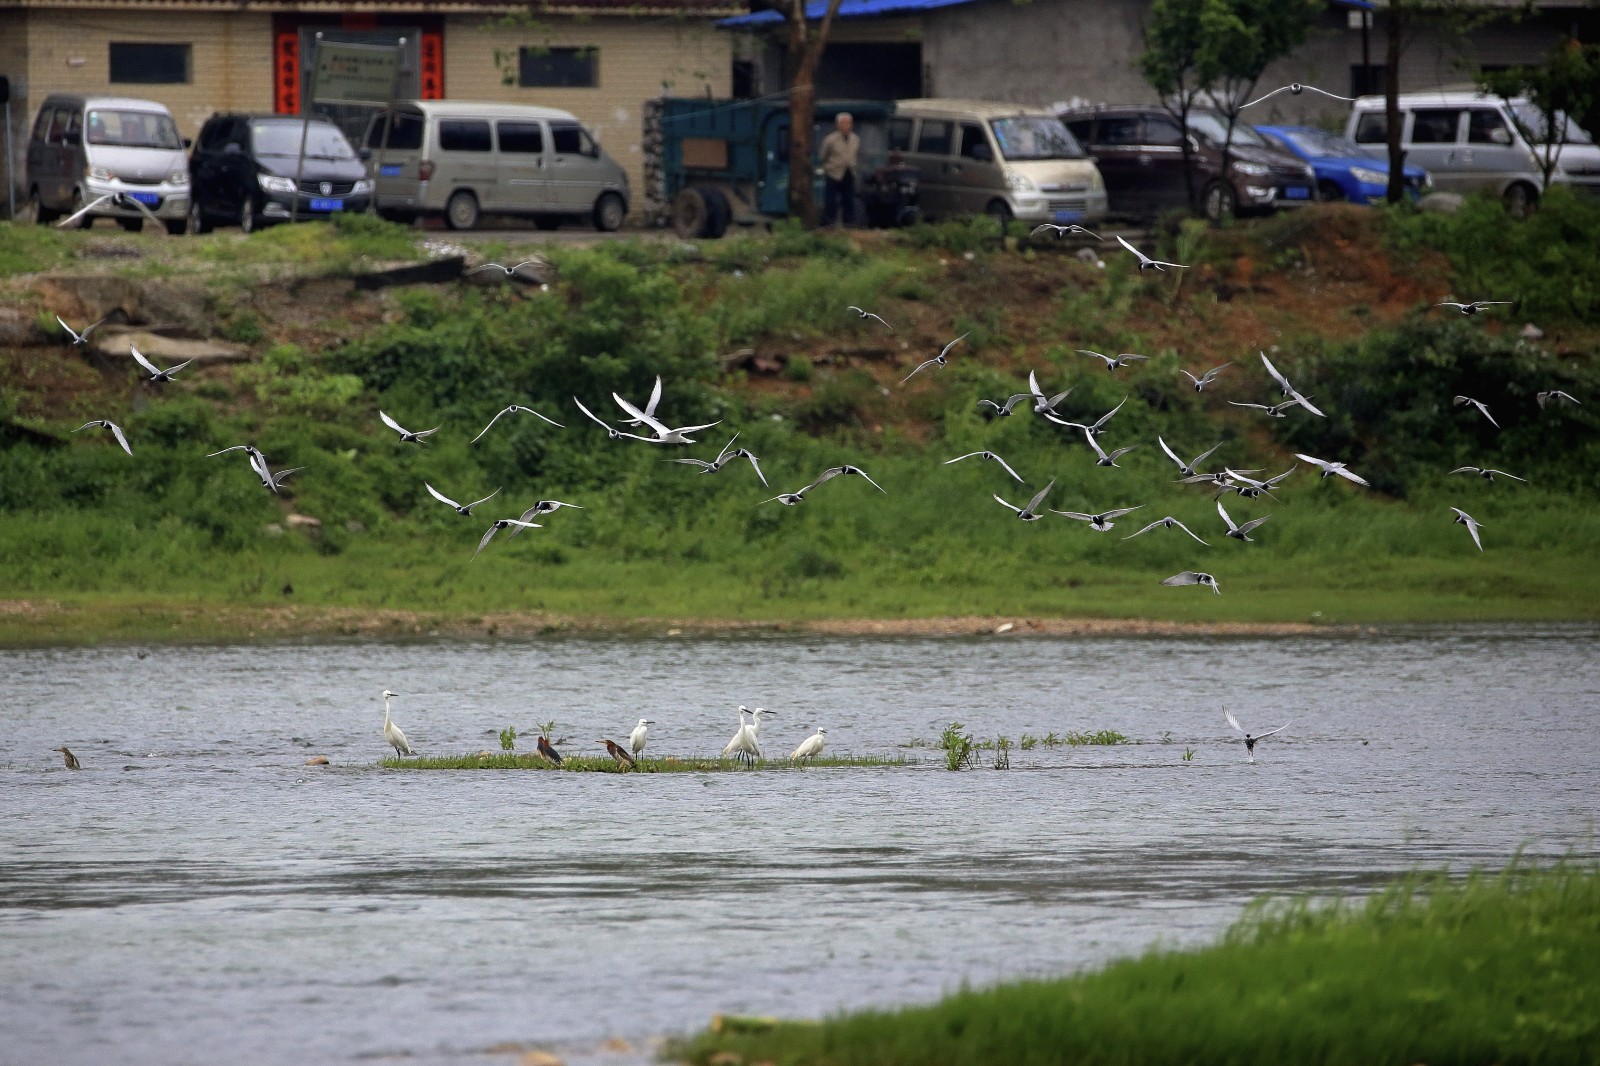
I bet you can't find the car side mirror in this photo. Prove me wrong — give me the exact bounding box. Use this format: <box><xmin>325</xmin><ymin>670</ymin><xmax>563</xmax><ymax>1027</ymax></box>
<box><xmin>182</xmin><ymin>136</ymin><xmax>193</xmax><ymax>149</ymax></box>
<box><xmin>971</xmin><ymin>143</ymin><xmax>993</xmax><ymax>162</ymax></box>
<box><xmin>1187</xmin><ymin>134</ymin><xmax>1201</xmax><ymax>153</ymax></box>
<box><xmin>63</xmin><ymin>130</ymin><xmax>81</xmax><ymax>147</ymax></box>
<box><xmin>359</xmin><ymin>146</ymin><xmax>373</xmax><ymax>161</ymax></box>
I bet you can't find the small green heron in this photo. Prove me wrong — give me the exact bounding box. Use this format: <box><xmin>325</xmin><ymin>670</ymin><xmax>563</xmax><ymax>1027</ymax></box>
<box><xmin>54</xmin><ymin>746</ymin><xmax>81</xmax><ymax>770</ymax></box>
<box><xmin>600</xmin><ymin>739</ymin><xmax>636</xmax><ymax>769</ymax></box>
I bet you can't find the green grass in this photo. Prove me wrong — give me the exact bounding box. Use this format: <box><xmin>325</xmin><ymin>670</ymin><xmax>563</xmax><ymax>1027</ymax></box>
<box><xmin>380</xmin><ymin>752</ymin><xmax>909</xmax><ymax>771</ymax></box>
<box><xmin>3</xmin><ymin>203</ymin><xmax>1598</xmax><ymax>644</ymax></box>
<box><xmin>670</xmin><ymin>861</ymin><xmax>1600</xmax><ymax>1066</ymax></box>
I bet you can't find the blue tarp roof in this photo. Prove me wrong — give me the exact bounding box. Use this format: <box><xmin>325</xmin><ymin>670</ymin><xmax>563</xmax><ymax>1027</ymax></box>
<box><xmin>720</xmin><ymin>0</ymin><xmax>1369</xmax><ymax>26</ymax></box>
<box><xmin>717</xmin><ymin>0</ymin><xmax>977</xmax><ymax>28</ymax></box>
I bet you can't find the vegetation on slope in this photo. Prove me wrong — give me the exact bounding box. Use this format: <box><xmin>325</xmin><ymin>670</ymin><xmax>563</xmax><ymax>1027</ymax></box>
<box><xmin>1</xmin><ymin>197</ymin><xmax>1597</xmax><ymax>640</ymax></box>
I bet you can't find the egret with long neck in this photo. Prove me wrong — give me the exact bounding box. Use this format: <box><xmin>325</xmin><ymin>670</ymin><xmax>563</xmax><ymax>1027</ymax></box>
<box><xmin>382</xmin><ymin>690</ymin><xmax>416</xmax><ymax>757</ymax></box>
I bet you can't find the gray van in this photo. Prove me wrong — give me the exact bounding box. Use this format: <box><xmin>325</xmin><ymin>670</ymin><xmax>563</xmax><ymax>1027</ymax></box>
<box><xmin>891</xmin><ymin>99</ymin><xmax>1108</xmax><ymax>225</ymax></box>
<box><xmin>24</xmin><ymin>94</ymin><xmax>191</xmax><ymax>234</ymax></box>
<box><xmin>1346</xmin><ymin>90</ymin><xmax>1600</xmax><ymax>216</ymax></box>
<box><xmin>363</xmin><ymin>101</ymin><xmax>629</xmax><ymax>231</ymax></box>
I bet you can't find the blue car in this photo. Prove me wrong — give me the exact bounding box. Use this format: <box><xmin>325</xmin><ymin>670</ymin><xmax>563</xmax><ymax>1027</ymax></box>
<box><xmin>1256</xmin><ymin>125</ymin><xmax>1430</xmax><ymax>204</ymax></box>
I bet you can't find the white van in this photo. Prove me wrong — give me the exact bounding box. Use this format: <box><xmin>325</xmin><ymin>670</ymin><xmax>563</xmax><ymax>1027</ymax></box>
<box><xmin>24</xmin><ymin>94</ymin><xmax>190</xmax><ymax>234</ymax></box>
<box><xmin>363</xmin><ymin>101</ymin><xmax>630</xmax><ymax>231</ymax></box>
<box><xmin>1345</xmin><ymin>90</ymin><xmax>1600</xmax><ymax>215</ymax></box>
<box><xmin>891</xmin><ymin>99</ymin><xmax>1108</xmax><ymax>225</ymax></box>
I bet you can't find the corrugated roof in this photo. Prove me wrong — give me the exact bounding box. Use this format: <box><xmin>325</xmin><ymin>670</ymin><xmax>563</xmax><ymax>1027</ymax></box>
<box><xmin>720</xmin><ymin>0</ymin><xmax>1374</xmax><ymax>27</ymax></box>
<box><xmin>718</xmin><ymin>0</ymin><xmax>976</xmax><ymax>28</ymax></box>
<box><xmin>10</xmin><ymin>0</ymin><xmax>739</xmax><ymax>13</ymax></box>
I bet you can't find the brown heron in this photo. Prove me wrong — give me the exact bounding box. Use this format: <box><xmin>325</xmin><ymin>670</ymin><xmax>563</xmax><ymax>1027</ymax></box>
<box><xmin>600</xmin><ymin>739</ymin><xmax>636</xmax><ymax>769</ymax></box>
<box><xmin>54</xmin><ymin>746</ymin><xmax>81</xmax><ymax>770</ymax></box>
<box><xmin>536</xmin><ymin>735</ymin><xmax>563</xmax><ymax>765</ymax></box>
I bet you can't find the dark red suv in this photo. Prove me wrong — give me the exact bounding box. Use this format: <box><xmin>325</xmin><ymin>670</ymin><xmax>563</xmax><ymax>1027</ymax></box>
<box><xmin>1058</xmin><ymin>106</ymin><xmax>1315</xmax><ymax>220</ymax></box>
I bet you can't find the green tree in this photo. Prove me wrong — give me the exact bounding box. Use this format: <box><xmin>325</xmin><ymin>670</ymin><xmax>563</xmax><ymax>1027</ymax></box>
<box><xmin>1206</xmin><ymin>0</ymin><xmax>1321</xmax><ymax>214</ymax></box>
<box><xmin>1140</xmin><ymin>0</ymin><xmax>1319</xmax><ymax>217</ymax></box>
<box><xmin>776</xmin><ymin>0</ymin><xmax>848</xmax><ymax>228</ymax></box>
<box><xmin>1481</xmin><ymin>38</ymin><xmax>1600</xmax><ymax>193</ymax></box>
<box><xmin>1140</xmin><ymin>0</ymin><xmax>1229</xmax><ymax>209</ymax></box>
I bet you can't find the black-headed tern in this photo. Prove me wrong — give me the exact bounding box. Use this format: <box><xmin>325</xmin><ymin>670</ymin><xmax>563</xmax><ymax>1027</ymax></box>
<box><xmin>901</xmin><ymin>332</ymin><xmax>970</xmax><ymax>384</ymax></box>
<box><xmin>73</xmin><ymin>419</ymin><xmax>132</xmax><ymax>456</ymax></box>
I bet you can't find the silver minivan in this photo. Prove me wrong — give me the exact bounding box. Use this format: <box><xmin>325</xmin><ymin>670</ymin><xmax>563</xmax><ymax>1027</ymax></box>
<box><xmin>24</xmin><ymin>94</ymin><xmax>191</xmax><ymax>234</ymax></box>
<box><xmin>891</xmin><ymin>99</ymin><xmax>1108</xmax><ymax>225</ymax></box>
<box><xmin>1346</xmin><ymin>91</ymin><xmax>1600</xmax><ymax>215</ymax></box>
<box><xmin>363</xmin><ymin>101</ymin><xmax>629</xmax><ymax>231</ymax></box>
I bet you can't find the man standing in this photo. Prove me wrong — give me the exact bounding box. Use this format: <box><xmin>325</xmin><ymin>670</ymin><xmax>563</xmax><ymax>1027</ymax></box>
<box><xmin>819</xmin><ymin>112</ymin><xmax>861</xmax><ymax>227</ymax></box>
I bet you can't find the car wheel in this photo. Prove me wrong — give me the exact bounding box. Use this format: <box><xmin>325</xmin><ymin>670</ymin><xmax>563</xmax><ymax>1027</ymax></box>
<box><xmin>444</xmin><ymin>190</ymin><xmax>479</xmax><ymax>231</ymax></box>
<box><xmin>240</xmin><ymin>196</ymin><xmax>260</xmax><ymax>234</ymax></box>
<box><xmin>66</xmin><ymin>188</ymin><xmax>94</xmax><ymax>229</ymax></box>
<box><xmin>1503</xmin><ymin>182</ymin><xmax>1537</xmax><ymax>220</ymax></box>
<box><xmin>187</xmin><ymin>199</ymin><xmax>211</xmax><ymax>235</ymax></box>
<box><xmin>592</xmin><ymin>192</ymin><xmax>625</xmax><ymax>232</ymax></box>
<box><xmin>985</xmin><ymin>199</ymin><xmax>1013</xmax><ymax>233</ymax></box>
<box><xmin>700</xmin><ymin>187</ymin><xmax>731</xmax><ymax>239</ymax></box>
<box><xmin>1316</xmin><ymin>180</ymin><xmax>1347</xmax><ymax>203</ymax></box>
<box><xmin>1203</xmin><ymin>181</ymin><xmax>1237</xmax><ymax>222</ymax></box>
<box><xmin>26</xmin><ymin>188</ymin><xmax>58</xmax><ymax>225</ymax></box>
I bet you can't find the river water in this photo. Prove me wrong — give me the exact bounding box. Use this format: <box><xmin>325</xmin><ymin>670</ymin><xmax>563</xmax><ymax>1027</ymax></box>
<box><xmin>2</xmin><ymin>627</ymin><xmax>1597</xmax><ymax>1065</ymax></box>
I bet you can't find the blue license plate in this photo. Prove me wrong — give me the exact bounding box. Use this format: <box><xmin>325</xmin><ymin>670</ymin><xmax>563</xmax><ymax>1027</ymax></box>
<box><xmin>309</xmin><ymin>197</ymin><xmax>344</xmax><ymax>212</ymax></box>
<box><xmin>1054</xmin><ymin>209</ymin><xmax>1084</xmax><ymax>222</ymax></box>
<box><xmin>379</xmin><ymin>164</ymin><xmax>402</xmax><ymax>177</ymax></box>
<box><xmin>128</xmin><ymin>191</ymin><xmax>160</xmax><ymax>205</ymax></box>
<box><xmin>1283</xmin><ymin>186</ymin><xmax>1311</xmax><ymax>200</ymax></box>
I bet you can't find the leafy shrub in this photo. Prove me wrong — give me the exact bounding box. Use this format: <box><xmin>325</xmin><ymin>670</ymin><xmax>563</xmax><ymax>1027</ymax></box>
<box><xmin>1385</xmin><ymin>188</ymin><xmax>1600</xmax><ymax>323</ymax></box>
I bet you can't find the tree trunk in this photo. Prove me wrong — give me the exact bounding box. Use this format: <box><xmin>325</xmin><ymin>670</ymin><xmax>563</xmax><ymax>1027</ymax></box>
<box><xmin>787</xmin><ymin>67</ymin><xmax>819</xmax><ymax>227</ymax></box>
<box><xmin>1384</xmin><ymin>0</ymin><xmax>1405</xmax><ymax>203</ymax></box>
<box><xmin>785</xmin><ymin>0</ymin><xmax>844</xmax><ymax>228</ymax></box>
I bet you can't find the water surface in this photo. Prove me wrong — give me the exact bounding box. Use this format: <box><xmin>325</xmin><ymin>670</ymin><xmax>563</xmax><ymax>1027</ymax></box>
<box><xmin>3</xmin><ymin>627</ymin><xmax>1597</xmax><ymax>1065</ymax></box>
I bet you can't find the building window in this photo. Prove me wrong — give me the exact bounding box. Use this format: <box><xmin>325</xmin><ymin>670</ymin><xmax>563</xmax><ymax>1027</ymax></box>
<box><xmin>109</xmin><ymin>42</ymin><xmax>191</xmax><ymax>84</ymax></box>
<box><xmin>518</xmin><ymin>46</ymin><xmax>598</xmax><ymax>88</ymax></box>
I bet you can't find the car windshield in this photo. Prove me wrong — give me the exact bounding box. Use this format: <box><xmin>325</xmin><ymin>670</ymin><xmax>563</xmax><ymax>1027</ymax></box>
<box><xmin>1279</xmin><ymin>127</ymin><xmax>1362</xmax><ymax>157</ymax></box>
<box><xmin>989</xmin><ymin>116</ymin><xmax>1084</xmax><ymax>160</ymax></box>
<box><xmin>1187</xmin><ymin>113</ymin><xmax>1268</xmax><ymax>148</ymax></box>
<box><xmin>1509</xmin><ymin>104</ymin><xmax>1595</xmax><ymax>146</ymax></box>
<box><xmin>251</xmin><ymin>121</ymin><xmax>359</xmax><ymax>160</ymax></box>
<box><xmin>85</xmin><ymin>110</ymin><xmax>182</xmax><ymax>150</ymax></box>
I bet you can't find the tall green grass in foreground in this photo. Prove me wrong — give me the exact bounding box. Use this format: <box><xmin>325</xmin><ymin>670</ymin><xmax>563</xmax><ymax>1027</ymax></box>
<box><xmin>671</xmin><ymin>862</ymin><xmax>1600</xmax><ymax>1066</ymax></box>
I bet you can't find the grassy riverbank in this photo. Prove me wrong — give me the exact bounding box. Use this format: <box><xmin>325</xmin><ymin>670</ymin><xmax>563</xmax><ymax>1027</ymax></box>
<box><xmin>670</xmin><ymin>862</ymin><xmax>1600</xmax><ymax>1066</ymax></box>
<box><xmin>2</xmin><ymin>198</ymin><xmax>1598</xmax><ymax>644</ymax></box>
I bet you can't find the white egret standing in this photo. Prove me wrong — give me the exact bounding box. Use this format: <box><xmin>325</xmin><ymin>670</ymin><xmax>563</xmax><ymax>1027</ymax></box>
<box><xmin>382</xmin><ymin>690</ymin><xmax>416</xmax><ymax>757</ymax></box>
<box><xmin>630</xmin><ymin>718</ymin><xmax>654</xmax><ymax>758</ymax></box>
<box><xmin>722</xmin><ymin>706</ymin><xmax>759</xmax><ymax>764</ymax></box>
<box><xmin>791</xmin><ymin>728</ymin><xmax>827</xmax><ymax>762</ymax></box>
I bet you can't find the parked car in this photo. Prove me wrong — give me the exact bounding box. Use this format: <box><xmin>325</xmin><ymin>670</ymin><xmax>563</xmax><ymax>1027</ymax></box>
<box><xmin>24</xmin><ymin>93</ymin><xmax>190</xmax><ymax>234</ymax></box>
<box><xmin>362</xmin><ymin>101</ymin><xmax>629</xmax><ymax>231</ymax></box>
<box><xmin>187</xmin><ymin>113</ymin><xmax>372</xmax><ymax>234</ymax></box>
<box><xmin>1058</xmin><ymin>106</ymin><xmax>1315</xmax><ymax>221</ymax></box>
<box><xmin>892</xmin><ymin>99</ymin><xmax>1108</xmax><ymax>225</ymax></box>
<box><xmin>1345</xmin><ymin>91</ymin><xmax>1600</xmax><ymax>216</ymax></box>
<box><xmin>1256</xmin><ymin>125</ymin><xmax>1431</xmax><ymax>203</ymax></box>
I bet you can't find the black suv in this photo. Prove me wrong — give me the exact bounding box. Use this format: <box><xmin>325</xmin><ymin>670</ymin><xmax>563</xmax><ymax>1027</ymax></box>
<box><xmin>1058</xmin><ymin>106</ymin><xmax>1315</xmax><ymax>221</ymax></box>
<box><xmin>188</xmin><ymin>113</ymin><xmax>373</xmax><ymax>234</ymax></box>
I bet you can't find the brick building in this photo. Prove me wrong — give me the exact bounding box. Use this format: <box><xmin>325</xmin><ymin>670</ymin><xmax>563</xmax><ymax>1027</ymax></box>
<box><xmin>0</xmin><ymin>0</ymin><xmax>739</xmax><ymax>217</ymax></box>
